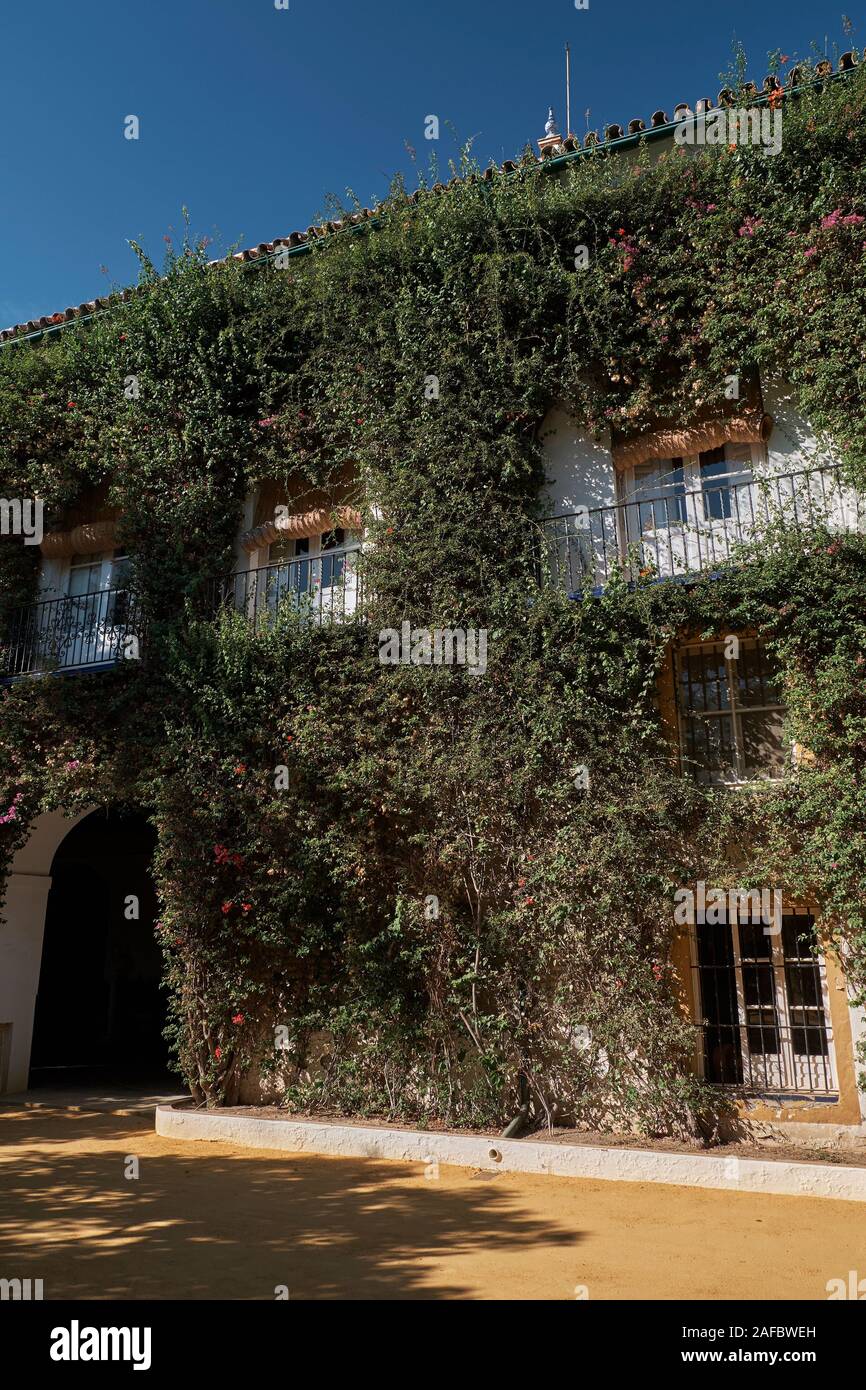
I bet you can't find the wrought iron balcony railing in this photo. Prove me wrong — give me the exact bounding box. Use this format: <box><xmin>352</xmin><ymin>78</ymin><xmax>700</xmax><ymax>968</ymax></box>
<box><xmin>540</xmin><ymin>464</ymin><xmax>865</xmax><ymax>594</ymax></box>
<box><xmin>1</xmin><ymin>587</ymin><xmax>141</xmax><ymax>677</ymax></box>
<box><xmin>214</xmin><ymin>543</ymin><xmax>363</xmax><ymax>632</ymax></box>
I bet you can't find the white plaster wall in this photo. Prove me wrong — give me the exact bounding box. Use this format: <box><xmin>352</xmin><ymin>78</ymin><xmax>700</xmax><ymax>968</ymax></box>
<box><xmin>0</xmin><ymin>809</ymin><xmax>90</xmax><ymax>1093</ymax></box>
<box><xmin>537</xmin><ymin>408</ymin><xmax>618</xmax><ymax>589</ymax></box>
<box><xmin>539</xmin><ymin>406</ymin><xmax>616</xmax><ymax>517</ymax></box>
<box><xmin>762</xmin><ymin>381</ymin><xmax>832</xmax><ymax>475</ymax></box>
<box><xmin>761</xmin><ymin>382</ymin><xmax>861</xmax><ymax>534</ymax></box>
<box><xmin>233</xmin><ymin>489</ymin><xmax>258</xmax><ymax>574</ymax></box>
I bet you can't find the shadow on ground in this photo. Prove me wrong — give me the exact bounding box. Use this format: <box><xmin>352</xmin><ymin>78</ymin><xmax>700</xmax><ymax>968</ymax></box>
<box><xmin>0</xmin><ymin>1106</ymin><xmax>580</xmax><ymax>1300</ymax></box>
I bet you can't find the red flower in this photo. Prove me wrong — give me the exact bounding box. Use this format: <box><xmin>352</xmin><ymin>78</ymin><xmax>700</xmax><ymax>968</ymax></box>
<box><xmin>213</xmin><ymin>844</ymin><xmax>229</xmax><ymax>864</ymax></box>
<box><xmin>67</xmin><ymin>401</ymin><xmax>76</xmax><ymax>409</ymax></box>
<box><xmin>517</xmin><ymin>877</ymin><xmax>527</xmax><ymax>887</ymax></box>
<box><xmin>524</xmin><ymin>896</ymin><xmax>535</xmax><ymax>907</ymax></box>
<box><xmin>234</xmin><ymin>763</ymin><xmax>247</xmax><ymax>774</ymax></box>
<box><xmin>232</xmin><ymin>1012</ymin><xmax>244</xmax><ymax>1025</ymax></box>
<box><xmin>241</xmin><ymin>903</ymin><xmax>252</xmax><ymax>914</ymax></box>
<box><xmin>221</xmin><ymin>902</ymin><xmax>233</xmax><ymax>915</ymax></box>
<box><xmin>214</xmin><ymin>1046</ymin><xmax>222</xmax><ymax>1059</ymax></box>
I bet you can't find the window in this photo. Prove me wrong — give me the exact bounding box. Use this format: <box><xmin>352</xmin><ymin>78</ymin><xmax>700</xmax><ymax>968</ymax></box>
<box><xmin>267</xmin><ymin>535</ymin><xmax>310</xmax><ymax>597</ymax></box>
<box><xmin>676</xmin><ymin>637</ymin><xmax>786</xmax><ymax>784</ymax></box>
<box><xmin>630</xmin><ymin>459</ymin><xmax>687</xmax><ymax>531</ymax></box>
<box><xmin>319</xmin><ymin>527</ymin><xmax>346</xmax><ymax>588</ymax></box>
<box><xmin>52</xmin><ymin>550</ymin><xmax>131</xmax><ymax>668</ymax></box>
<box><xmin>692</xmin><ymin>910</ymin><xmax>836</xmax><ymax>1096</ymax></box>
<box><xmin>699</xmin><ymin>443</ymin><xmax>754</xmax><ymax>521</ymax></box>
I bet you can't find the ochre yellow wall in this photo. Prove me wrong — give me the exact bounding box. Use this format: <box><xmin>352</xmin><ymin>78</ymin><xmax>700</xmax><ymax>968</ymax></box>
<box><xmin>660</xmin><ymin>634</ymin><xmax>861</xmax><ymax>1128</ymax></box>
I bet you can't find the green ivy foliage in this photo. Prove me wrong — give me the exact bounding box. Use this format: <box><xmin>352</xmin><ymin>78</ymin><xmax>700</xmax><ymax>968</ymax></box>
<box><xmin>0</xmin><ymin>64</ymin><xmax>865</xmax><ymax>1130</ymax></box>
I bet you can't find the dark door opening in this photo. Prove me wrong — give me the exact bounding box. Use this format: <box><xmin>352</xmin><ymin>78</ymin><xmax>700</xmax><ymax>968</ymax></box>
<box><xmin>29</xmin><ymin>808</ymin><xmax>176</xmax><ymax>1088</ymax></box>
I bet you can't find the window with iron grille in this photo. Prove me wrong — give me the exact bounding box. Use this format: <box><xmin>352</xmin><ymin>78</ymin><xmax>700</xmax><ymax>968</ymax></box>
<box><xmin>691</xmin><ymin>909</ymin><xmax>837</xmax><ymax>1098</ymax></box>
<box><xmin>676</xmin><ymin>637</ymin><xmax>787</xmax><ymax>785</ymax></box>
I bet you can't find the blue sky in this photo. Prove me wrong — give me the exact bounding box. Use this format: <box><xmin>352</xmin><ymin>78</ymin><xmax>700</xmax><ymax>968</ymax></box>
<box><xmin>0</xmin><ymin>0</ymin><xmax>862</xmax><ymax>328</ymax></box>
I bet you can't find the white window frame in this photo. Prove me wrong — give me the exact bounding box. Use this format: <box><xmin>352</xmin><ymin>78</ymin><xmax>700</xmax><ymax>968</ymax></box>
<box><xmin>618</xmin><ymin>441</ymin><xmax>763</xmax><ymax>518</ymax></box>
<box><xmin>616</xmin><ymin>442</ymin><xmax>764</xmax><ymax>575</ymax></box>
<box><xmin>250</xmin><ymin>527</ymin><xmax>361</xmax><ymax>622</ymax></box>
<box><xmin>66</xmin><ymin>550</ymin><xmax>128</xmax><ymax>597</ymax></box>
<box><xmin>32</xmin><ymin>548</ymin><xmax>131</xmax><ymax>671</ymax></box>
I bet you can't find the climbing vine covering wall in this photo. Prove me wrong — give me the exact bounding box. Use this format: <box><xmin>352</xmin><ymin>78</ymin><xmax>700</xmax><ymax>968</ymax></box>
<box><xmin>1</xmin><ymin>61</ymin><xmax>865</xmax><ymax>1131</ymax></box>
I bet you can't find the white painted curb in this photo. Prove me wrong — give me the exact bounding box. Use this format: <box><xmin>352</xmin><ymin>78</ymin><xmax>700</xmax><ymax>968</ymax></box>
<box><xmin>155</xmin><ymin>1105</ymin><xmax>866</xmax><ymax>1202</ymax></box>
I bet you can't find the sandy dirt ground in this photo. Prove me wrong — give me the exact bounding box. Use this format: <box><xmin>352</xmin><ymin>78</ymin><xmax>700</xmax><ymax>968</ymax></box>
<box><xmin>1</xmin><ymin>1102</ymin><xmax>865</xmax><ymax>1300</ymax></box>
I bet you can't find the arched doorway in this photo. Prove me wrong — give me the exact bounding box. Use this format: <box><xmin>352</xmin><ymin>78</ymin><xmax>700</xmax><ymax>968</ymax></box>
<box><xmin>28</xmin><ymin>808</ymin><xmax>174</xmax><ymax>1088</ymax></box>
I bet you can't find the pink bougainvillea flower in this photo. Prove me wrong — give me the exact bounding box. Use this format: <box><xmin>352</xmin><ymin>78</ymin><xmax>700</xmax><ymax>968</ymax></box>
<box><xmin>0</xmin><ymin>792</ymin><xmax>22</xmax><ymax>825</ymax></box>
<box><xmin>257</xmin><ymin>417</ymin><xmax>278</xmax><ymax>428</ymax></box>
<box><xmin>737</xmin><ymin>216</ymin><xmax>763</xmax><ymax>237</ymax></box>
<box><xmin>65</xmin><ymin>759</ymin><xmax>80</xmax><ymax>770</ymax></box>
<box><xmin>804</xmin><ymin>246</ymin><xmax>818</xmax><ymax>259</ymax></box>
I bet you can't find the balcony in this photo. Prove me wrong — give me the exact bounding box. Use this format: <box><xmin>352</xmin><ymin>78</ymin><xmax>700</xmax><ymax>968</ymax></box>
<box><xmin>541</xmin><ymin>465</ymin><xmax>865</xmax><ymax>594</ymax></box>
<box><xmin>215</xmin><ymin>542</ymin><xmax>363</xmax><ymax>631</ymax></box>
<box><xmin>1</xmin><ymin>588</ymin><xmax>141</xmax><ymax>679</ymax></box>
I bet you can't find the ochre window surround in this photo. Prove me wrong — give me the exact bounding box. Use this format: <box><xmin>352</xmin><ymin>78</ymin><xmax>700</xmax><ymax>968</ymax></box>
<box><xmin>240</xmin><ymin>506</ymin><xmax>362</xmax><ymax>555</ymax></box>
<box><xmin>39</xmin><ymin>519</ymin><xmax>119</xmax><ymax>558</ymax></box>
<box><xmin>611</xmin><ymin>408</ymin><xmax>772</xmax><ymax>473</ymax></box>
